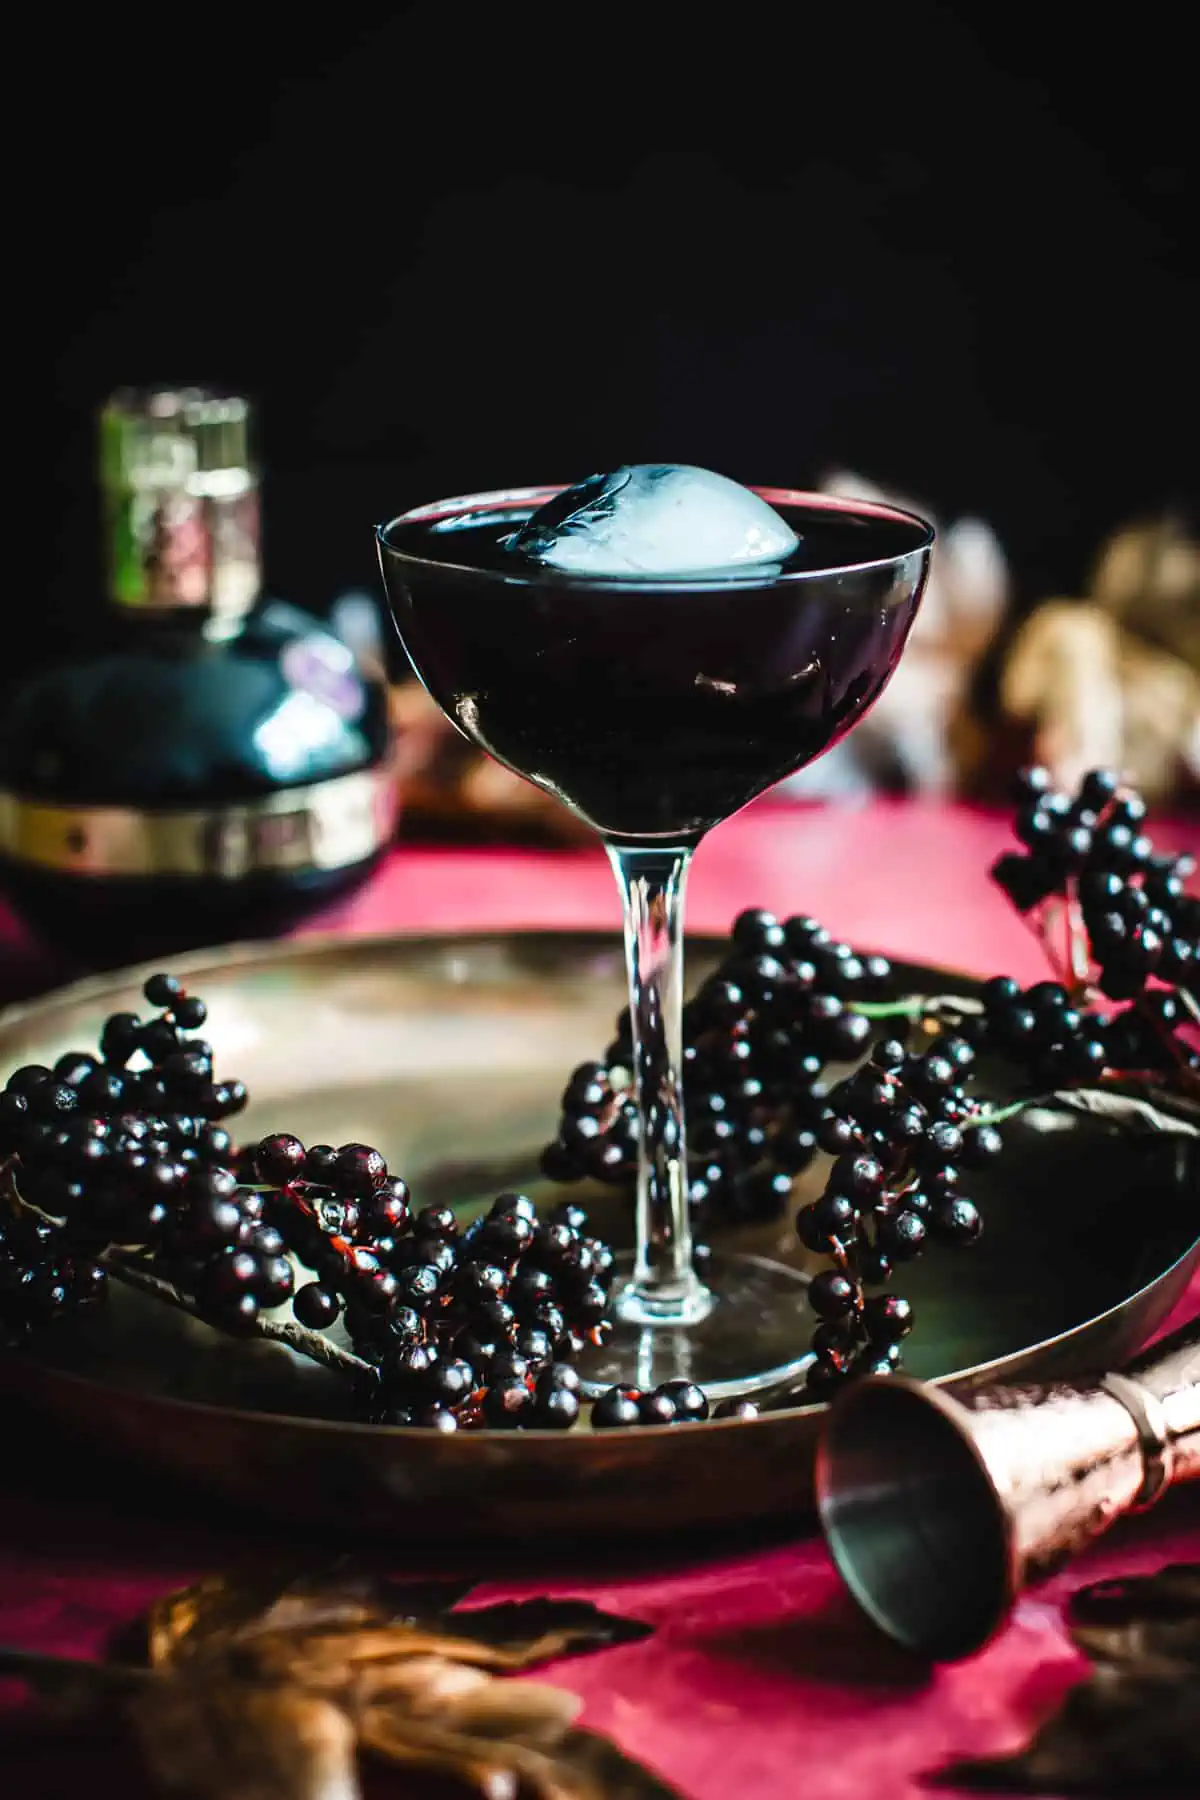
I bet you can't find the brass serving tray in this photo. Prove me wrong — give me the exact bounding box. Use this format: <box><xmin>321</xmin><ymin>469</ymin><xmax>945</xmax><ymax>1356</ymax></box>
<box><xmin>1</xmin><ymin>931</ymin><xmax>1196</xmax><ymax>1544</ymax></box>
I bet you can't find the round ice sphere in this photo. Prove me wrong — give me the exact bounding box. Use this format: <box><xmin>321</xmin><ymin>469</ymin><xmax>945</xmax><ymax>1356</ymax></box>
<box><xmin>506</xmin><ymin>464</ymin><xmax>799</xmax><ymax>576</ymax></box>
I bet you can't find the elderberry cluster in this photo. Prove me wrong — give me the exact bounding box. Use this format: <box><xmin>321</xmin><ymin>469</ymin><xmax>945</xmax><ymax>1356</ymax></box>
<box><xmin>587</xmin><ymin>1380</ymin><xmax>765</xmax><ymax>1428</ymax></box>
<box><xmin>0</xmin><ymin>973</ymin><xmax>248</xmax><ymax>1341</ymax></box>
<box><xmin>0</xmin><ymin>973</ymin><xmax>620</xmax><ymax>1431</ymax></box>
<box><xmin>792</xmin><ymin>764</ymin><xmax>1197</xmax><ymax>1395</ymax></box>
<box><xmin>992</xmin><ymin>767</ymin><xmax>1198</xmax><ymax>1002</ymax></box>
<box><xmin>541</xmin><ymin>910</ymin><xmax>892</xmax><ymax>1230</ymax></box>
<box><xmin>797</xmin><ymin>1034</ymin><xmax>997</xmax><ymax>1397</ymax></box>
<box><xmin>0</xmin><ymin>1210</ymin><xmax>106</xmax><ymax>1346</ymax></box>
<box><xmin>975</xmin><ymin>977</ymin><xmax>1111</xmax><ymax>1087</ymax></box>
<box><xmin>250</xmin><ymin>1143</ymin><xmax>615</xmax><ymax>1431</ymax></box>
<box><xmin>986</xmin><ymin>768</ymin><xmax>1198</xmax><ymax>1087</ymax></box>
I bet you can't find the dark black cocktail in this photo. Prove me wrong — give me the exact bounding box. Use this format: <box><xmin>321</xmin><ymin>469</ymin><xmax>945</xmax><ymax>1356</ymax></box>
<box><xmin>379</xmin><ymin>469</ymin><xmax>933</xmax><ymax>1395</ymax></box>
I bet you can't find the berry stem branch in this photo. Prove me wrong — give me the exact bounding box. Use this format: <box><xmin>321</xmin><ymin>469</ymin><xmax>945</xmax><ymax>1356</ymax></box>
<box><xmin>1026</xmin><ymin>898</ymin><xmax>1068</xmax><ymax>985</ymax></box>
<box><xmin>967</xmin><ymin>1098</ymin><xmax>1038</xmax><ymax>1130</ymax></box>
<box><xmin>853</xmin><ymin>994</ymin><xmax>985</xmax><ymax>1022</ymax></box>
<box><xmin>962</xmin><ymin>1081</ymin><xmax>1200</xmax><ymax>1136</ymax></box>
<box><xmin>1063</xmin><ymin>881</ymin><xmax>1092</xmax><ymax>994</ymax></box>
<box><xmin>102</xmin><ymin>1251</ymin><xmax>374</xmax><ymax>1377</ymax></box>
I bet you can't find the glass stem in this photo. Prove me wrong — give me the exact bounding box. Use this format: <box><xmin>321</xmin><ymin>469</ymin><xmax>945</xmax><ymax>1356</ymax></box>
<box><xmin>607</xmin><ymin>844</ymin><xmax>713</xmax><ymax>1327</ymax></box>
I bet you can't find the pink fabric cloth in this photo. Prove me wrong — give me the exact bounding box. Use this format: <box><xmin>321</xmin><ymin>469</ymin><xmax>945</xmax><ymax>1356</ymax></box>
<box><xmin>1</xmin><ymin>799</ymin><xmax>1198</xmax><ymax>1799</ymax></box>
<box><xmin>298</xmin><ymin>797</ymin><xmax>1199</xmax><ymax>981</ymax></box>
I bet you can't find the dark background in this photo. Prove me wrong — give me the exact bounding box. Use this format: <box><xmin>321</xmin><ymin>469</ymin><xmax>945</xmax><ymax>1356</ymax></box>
<box><xmin>28</xmin><ymin>4</ymin><xmax>1197</xmax><ymax>678</ymax></box>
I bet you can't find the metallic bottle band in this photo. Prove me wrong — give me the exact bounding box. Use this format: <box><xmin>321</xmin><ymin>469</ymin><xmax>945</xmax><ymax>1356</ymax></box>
<box><xmin>1100</xmin><ymin>1371</ymin><xmax>1174</xmax><ymax>1509</ymax></box>
<box><xmin>0</xmin><ymin>762</ymin><xmax>398</xmax><ymax>882</ymax></box>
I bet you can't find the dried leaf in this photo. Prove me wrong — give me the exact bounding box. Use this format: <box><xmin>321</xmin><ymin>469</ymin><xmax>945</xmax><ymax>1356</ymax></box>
<box><xmin>1068</xmin><ymin>1564</ymin><xmax>1200</xmax><ymax>1678</ymax></box>
<box><xmin>425</xmin><ymin>1597</ymin><xmax>653</xmax><ymax>1665</ymax></box>
<box><xmin>359</xmin><ymin>1712</ymin><xmax>676</xmax><ymax>1800</ymax></box>
<box><xmin>8</xmin><ymin>1562</ymin><xmax>671</xmax><ymax>1800</ymax></box>
<box><xmin>146</xmin><ymin>1559</ymin><xmax>476</xmax><ymax>1667</ymax></box>
<box><xmin>937</xmin><ymin>1668</ymin><xmax>1199</xmax><ymax>1794</ymax></box>
<box><xmin>555</xmin><ymin>1730</ymin><xmax>690</xmax><ymax>1800</ymax></box>
<box><xmin>147</xmin><ymin>1563</ymin><xmax>314</xmax><ymax>1665</ymax></box>
<box><xmin>938</xmin><ymin>1561</ymin><xmax>1200</xmax><ymax>1795</ymax></box>
<box><xmin>1047</xmin><ymin>1086</ymin><xmax>1200</xmax><ymax>1138</ymax></box>
<box><xmin>129</xmin><ymin>1676</ymin><xmax>359</xmax><ymax>1800</ymax></box>
<box><xmin>149</xmin><ymin>1567</ymin><xmax>648</xmax><ymax>1681</ymax></box>
<box><xmin>357</xmin><ymin>1656</ymin><xmax>579</xmax><ymax>1741</ymax></box>
<box><xmin>356</xmin><ymin>1661</ymin><xmax>582</xmax><ymax>1793</ymax></box>
<box><xmin>361</xmin><ymin>1707</ymin><xmax>556</xmax><ymax>1798</ymax></box>
<box><xmin>1070</xmin><ymin>1563</ymin><xmax>1200</xmax><ymax>1630</ymax></box>
<box><xmin>225</xmin><ymin>1618</ymin><xmax>629</xmax><ymax>1697</ymax></box>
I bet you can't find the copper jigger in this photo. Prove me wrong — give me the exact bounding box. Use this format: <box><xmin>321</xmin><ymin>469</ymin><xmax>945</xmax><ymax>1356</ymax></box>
<box><xmin>814</xmin><ymin>1317</ymin><xmax>1200</xmax><ymax>1661</ymax></box>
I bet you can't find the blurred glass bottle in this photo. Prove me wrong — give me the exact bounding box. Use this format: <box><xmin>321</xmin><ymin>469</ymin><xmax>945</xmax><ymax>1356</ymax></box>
<box><xmin>0</xmin><ymin>387</ymin><xmax>396</xmax><ymax>957</ymax></box>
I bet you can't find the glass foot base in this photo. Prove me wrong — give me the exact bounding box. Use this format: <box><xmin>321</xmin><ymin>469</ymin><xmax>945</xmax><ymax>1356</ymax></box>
<box><xmin>577</xmin><ymin>1249</ymin><xmax>813</xmax><ymax>1403</ymax></box>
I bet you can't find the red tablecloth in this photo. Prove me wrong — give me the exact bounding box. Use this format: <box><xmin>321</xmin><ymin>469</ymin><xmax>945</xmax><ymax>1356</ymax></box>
<box><xmin>2</xmin><ymin>799</ymin><xmax>1198</xmax><ymax>1800</ymax></box>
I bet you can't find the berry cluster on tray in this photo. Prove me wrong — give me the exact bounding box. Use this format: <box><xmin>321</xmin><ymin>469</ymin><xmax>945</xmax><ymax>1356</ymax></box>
<box><xmin>542</xmin><ymin>915</ymin><xmax>891</xmax><ymax>1233</ymax></box>
<box><xmin>0</xmin><ymin>769</ymin><xmax>1196</xmax><ymax>1430</ymax></box>
<box><xmin>540</xmin><ymin>765</ymin><xmax>1198</xmax><ymax>1404</ymax></box>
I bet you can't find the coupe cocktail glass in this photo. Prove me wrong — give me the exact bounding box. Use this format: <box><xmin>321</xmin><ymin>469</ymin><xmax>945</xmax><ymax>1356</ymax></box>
<box><xmin>378</xmin><ymin>485</ymin><xmax>933</xmax><ymax>1396</ymax></box>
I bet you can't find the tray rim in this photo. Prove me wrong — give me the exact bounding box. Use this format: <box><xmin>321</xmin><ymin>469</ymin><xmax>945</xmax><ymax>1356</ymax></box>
<box><xmin>2</xmin><ymin>925</ymin><xmax>1197</xmax><ymax>1443</ymax></box>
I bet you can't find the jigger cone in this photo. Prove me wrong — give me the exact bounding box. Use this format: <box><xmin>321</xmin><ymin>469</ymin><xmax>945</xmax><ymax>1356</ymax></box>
<box><xmin>815</xmin><ymin>1318</ymin><xmax>1200</xmax><ymax>1661</ymax></box>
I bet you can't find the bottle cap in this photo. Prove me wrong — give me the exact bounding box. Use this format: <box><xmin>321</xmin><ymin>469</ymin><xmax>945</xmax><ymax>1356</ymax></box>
<box><xmin>101</xmin><ymin>387</ymin><xmax>261</xmax><ymax>627</ymax></box>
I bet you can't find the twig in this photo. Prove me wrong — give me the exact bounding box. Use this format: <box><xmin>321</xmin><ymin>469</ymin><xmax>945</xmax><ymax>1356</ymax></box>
<box><xmin>970</xmin><ymin>1084</ymin><xmax>1200</xmax><ymax>1137</ymax></box>
<box><xmin>854</xmin><ymin>994</ymin><xmax>985</xmax><ymax>1022</ymax></box>
<box><xmin>1025</xmin><ymin>895</ymin><xmax>1067</xmax><ymax>985</ymax></box>
<box><xmin>1063</xmin><ymin>878</ymin><xmax>1093</xmax><ymax>995</ymax></box>
<box><xmin>1133</xmin><ymin>998</ymin><xmax>1200</xmax><ymax>1099</ymax></box>
<box><xmin>103</xmin><ymin>1252</ymin><xmax>374</xmax><ymax>1378</ymax></box>
<box><xmin>966</xmin><ymin>1098</ymin><xmax>1034</xmax><ymax>1131</ymax></box>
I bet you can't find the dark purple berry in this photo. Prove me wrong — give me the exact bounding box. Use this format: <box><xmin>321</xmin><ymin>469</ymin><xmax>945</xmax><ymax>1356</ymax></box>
<box><xmin>393</xmin><ymin>1264</ymin><xmax>441</xmax><ymax>1310</ymax></box>
<box><xmin>539</xmin><ymin>1140</ymin><xmax>581</xmax><ymax>1183</ymax></box>
<box><xmin>294</xmin><ymin>1283</ymin><xmax>340</xmax><ymax>1328</ymax></box>
<box><xmin>381</xmin><ymin>1342</ymin><xmax>439</xmax><ymax>1396</ymax></box>
<box><xmin>811</xmin><ymin>1191</ymin><xmax>858</xmax><ymax>1243</ymax></box>
<box><xmin>808</xmin><ymin>1269</ymin><xmax>858</xmax><ymax>1319</ymax></box>
<box><xmin>143</xmin><ymin>972</ymin><xmax>183</xmax><ymax>1008</ymax></box>
<box><xmin>960</xmin><ymin>1123</ymin><xmax>1004</xmax><ymax>1166</ymax></box>
<box><xmin>78</xmin><ymin>1069</ymin><xmax>128</xmax><ymax>1113</ymax></box>
<box><xmin>532</xmin><ymin>1383</ymin><xmax>580</xmax><ymax>1429</ymax></box>
<box><xmin>304</xmin><ymin>1144</ymin><xmax>339</xmax><ymax>1181</ymax></box>
<box><xmin>53</xmin><ymin>1052</ymin><xmax>99</xmax><ymax>1087</ymax></box>
<box><xmin>334</xmin><ymin>1143</ymin><xmax>388</xmax><ymax>1194</ymax></box>
<box><xmin>769</xmin><ymin>1124</ymin><xmax>818</xmax><ymax>1174</ymax></box>
<box><xmin>877</xmin><ymin>1210</ymin><xmax>927</xmax><ymax>1260</ymax></box>
<box><xmin>862</xmin><ymin>1294</ymin><xmax>913</xmax><ymax>1343</ymax></box>
<box><xmin>637</xmin><ymin>1390</ymin><xmax>677</xmax><ymax>1426</ymax></box>
<box><xmin>515</xmin><ymin>1325</ymin><xmax>554</xmax><ymax>1367</ymax></box>
<box><xmin>817</xmin><ymin>1113</ymin><xmax>861</xmax><ymax>1156</ymax></box>
<box><xmin>488</xmin><ymin>1347</ymin><xmax>531</xmax><ymax>1384</ymax></box>
<box><xmin>591</xmin><ymin>1387</ymin><xmax>642</xmax><ymax>1429</ymax></box>
<box><xmin>414</xmin><ymin>1406</ymin><xmax>459</xmax><ymax>1433</ymax></box>
<box><xmin>99</xmin><ymin>1015</ymin><xmax>142</xmax><ymax>1066</ymax></box>
<box><xmin>931</xmin><ymin>1195</ymin><xmax>983</xmax><ymax>1245</ymax></box>
<box><xmin>483</xmin><ymin>1379</ymin><xmax>535</xmax><ymax>1428</ymax></box>
<box><xmin>256</xmin><ymin>1134</ymin><xmax>307</xmax><ymax>1186</ymax></box>
<box><xmin>712</xmin><ymin>1397</ymin><xmax>760</xmax><ymax>1420</ymax></box>
<box><xmin>832</xmin><ymin>1152</ymin><xmax>885</xmax><ymax>1199</ymax></box>
<box><xmin>657</xmin><ymin>1379</ymin><xmax>709</xmax><ymax>1422</ymax></box>
<box><xmin>427</xmin><ymin>1357</ymin><xmax>476</xmax><ymax>1405</ymax></box>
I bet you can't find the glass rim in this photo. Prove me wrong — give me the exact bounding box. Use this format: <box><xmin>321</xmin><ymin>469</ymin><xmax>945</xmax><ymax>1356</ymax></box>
<box><xmin>376</xmin><ymin>483</ymin><xmax>935</xmax><ymax>589</ymax></box>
